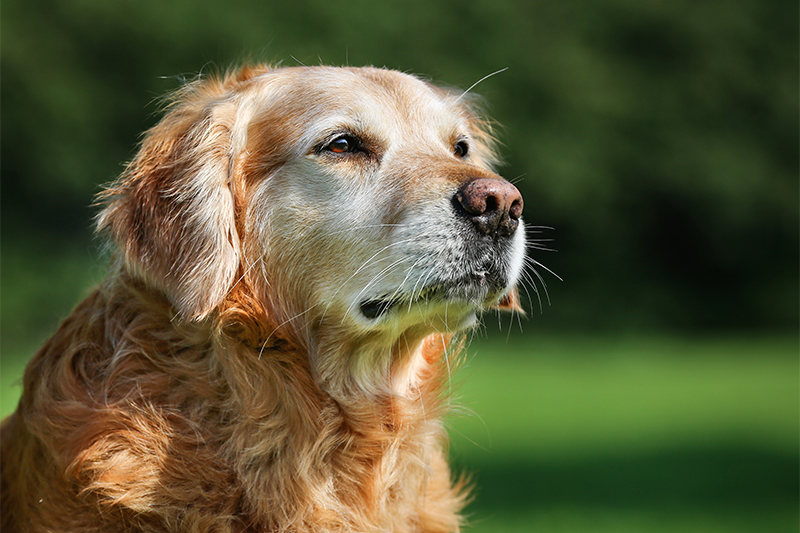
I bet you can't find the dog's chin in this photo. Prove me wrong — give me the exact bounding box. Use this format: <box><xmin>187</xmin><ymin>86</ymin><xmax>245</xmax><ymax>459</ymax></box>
<box><xmin>357</xmin><ymin>271</ymin><xmax>507</xmax><ymax>330</ymax></box>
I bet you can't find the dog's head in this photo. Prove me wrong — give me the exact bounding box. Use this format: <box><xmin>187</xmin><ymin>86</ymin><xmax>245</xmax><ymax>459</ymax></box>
<box><xmin>98</xmin><ymin>66</ymin><xmax>525</xmax><ymax>348</ymax></box>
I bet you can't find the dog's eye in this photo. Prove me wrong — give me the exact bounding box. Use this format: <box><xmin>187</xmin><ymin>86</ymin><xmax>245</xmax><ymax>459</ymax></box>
<box><xmin>327</xmin><ymin>135</ymin><xmax>358</xmax><ymax>154</ymax></box>
<box><xmin>316</xmin><ymin>132</ymin><xmax>378</xmax><ymax>161</ymax></box>
<box><xmin>454</xmin><ymin>140</ymin><xmax>469</xmax><ymax>158</ymax></box>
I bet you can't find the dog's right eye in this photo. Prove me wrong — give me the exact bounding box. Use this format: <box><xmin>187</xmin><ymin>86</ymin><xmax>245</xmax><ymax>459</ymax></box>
<box><xmin>326</xmin><ymin>135</ymin><xmax>358</xmax><ymax>154</ymax></box>
<box><xmin>454</xmin><ymin>140</ymin><xmax>469</xmax><ymax>158</ymax></box>
<box><xmin>316</xmin><ymin>132</ymin><xmax>379</xmax><ymax>161</ymax></box>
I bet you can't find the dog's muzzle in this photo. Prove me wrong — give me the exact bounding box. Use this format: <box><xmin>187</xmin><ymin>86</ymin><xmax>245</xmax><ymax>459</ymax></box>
<box><xmin>359</xmin><ymin>176</ymin><xmax>524</xmax><ymax>321</ymax></box>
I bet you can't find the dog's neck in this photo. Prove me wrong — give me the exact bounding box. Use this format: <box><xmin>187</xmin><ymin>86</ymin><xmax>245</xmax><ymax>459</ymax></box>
<box><xmin>311</xmin><ymin>325</ymin><xmax>453</xmax><ymax>401</ymax></box>
<box><xmin>218</xmin><ymin>279</ymin><xmax>453</xmax><ymax>404</ymax></box>
<box><xmin>211</xmin><ymin>302</ymin><xmax>459</xmax><ymax>529</ymax></box>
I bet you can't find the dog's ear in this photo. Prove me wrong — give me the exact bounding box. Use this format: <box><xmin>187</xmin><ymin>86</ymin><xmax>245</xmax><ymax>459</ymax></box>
<box><xmin>97</xmin><ymin>84</ymin><xmax>240</xmax><ymax>320</ymax></box>
<box><xmin>493</xmin><ymin>287</ymin><xmax>524</xmax><ymax>314</ymax></box>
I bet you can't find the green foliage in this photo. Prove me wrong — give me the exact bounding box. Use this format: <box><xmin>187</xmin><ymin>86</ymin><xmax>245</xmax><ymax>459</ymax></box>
<box><xmin>1</xmin><ymin>0</ymin><xmax>797</xmax><ymax>341</ymax></box>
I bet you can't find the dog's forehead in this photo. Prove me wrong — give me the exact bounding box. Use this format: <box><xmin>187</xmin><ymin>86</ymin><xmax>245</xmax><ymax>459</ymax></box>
<box><xmin>248</xmin><ymin>67</ymin><xmax>469</xmax><ymax>138</ymax></box>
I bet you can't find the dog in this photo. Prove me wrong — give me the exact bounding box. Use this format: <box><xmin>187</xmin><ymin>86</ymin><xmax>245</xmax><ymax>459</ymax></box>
<box><xmin>1</xmin><ymin>65</ymin><xmax>525</xmax><ymax>532</ymax></box>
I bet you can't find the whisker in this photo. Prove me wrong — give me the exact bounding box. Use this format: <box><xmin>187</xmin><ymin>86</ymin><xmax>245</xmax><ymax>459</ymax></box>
<box><xmin>527</xmin><ymin>257</ymin><xmax>562</xmax><ymax>283</ymax></box>
<box><xmin>409</xmin><ymin>266</ymin><xmax>437</xmax><ymax>312</ymax></box>
<box><xmin>325</xmin><ymin>223</ymin><xmax>410</xmax><ymax>236</ymax></box>
<box><xmin>524</xmin><ymin>225</ymin><xmax>556</xmax><ymax>233</ymax></box>
<box><xmin>227</xmin><ymin>254</ymin><xmax>265</xmax><ymax>296</ymax></box>
<box><xmin>524</xmin><ymin>262</ymin><xmax>553</xmax><ymax>308</ymax></box>
<box><xmin>289</xmin><ymin>55</ymin><xmax>308</xmax><ymax>67</ymax></box>
<box><xmin>320</xmin><ymin>237</ymin><xmax>419</xmax><ymax>320</ymax></box>
<box><xmin>409</xmin><ymin>246</ymin><xmax>449</xmax><ymax>308</ymax></box>
<box><xmin>507</xmin><ymin>174</ymin><xmax>528</xmax><ymax>186</ymax></box>
<box><xmin>515</xmin><ymin>258</ymin><xmax>545</xmax><ymax>313</ymax></box>
<box><xmin>524</xmin><ymin>224</ymin><xmax>558</xmax><ymax>254</ymax></box>
<box><xmin>259</xmin><ymin>303</ymin><xmax>320</xmax><ymax>359</ymax></box>
<box><xmin>441</xmin><ymin>327</ymin><xmax>452</xmax><ymax>406</ymax></box>
<box><xmin>514</xmin><ymin>304</ymin><xmax>525</xmax><ymax>334</ymax></box>
<box><xmin>385</xmin><ymin>254</ymin><xmax>430</xmax><ymax>304</ymax></box>
<box><xmin>455</xmin><ymin>67</ymin><xmax>509</xmax><ymax>102</ymax></box>
<box><xmin>516</xmin><ymin>271</ymin><xmax>539</xmax><ymax>312</ymax></box>
<box><xmin>342</xmin><ymin>237</ymin><xmax>418</xmax><ymax>283</ymax></box>
<box><xmin>342</xmin><ymin>256</ymin><xmax>414</xmax><ymax>322</ymax></box>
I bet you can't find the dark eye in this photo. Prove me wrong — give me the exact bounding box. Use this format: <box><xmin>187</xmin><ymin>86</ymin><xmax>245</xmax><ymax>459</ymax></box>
<box><xmin>327</xmin><ymin>135</ymin><xmax>357</xmax><ymax>154</ymax></box>
<box><xmin>454</xmin><ymin>140</ymin><xmax>469</xmax><ymax>158</ymax></box>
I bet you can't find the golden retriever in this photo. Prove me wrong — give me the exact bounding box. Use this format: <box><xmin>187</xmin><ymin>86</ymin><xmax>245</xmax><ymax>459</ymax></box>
<box><xmin>1</xmin><ymin>65</ymin><xmax>525</xmax><ymax>532</ymax></box>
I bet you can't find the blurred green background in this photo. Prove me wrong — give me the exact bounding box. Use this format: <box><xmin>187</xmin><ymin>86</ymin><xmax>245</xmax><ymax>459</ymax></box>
<box><xmin>1</xmin><ymin>0</ymin><xmax>797</xmax><ymax>531</ymax></box>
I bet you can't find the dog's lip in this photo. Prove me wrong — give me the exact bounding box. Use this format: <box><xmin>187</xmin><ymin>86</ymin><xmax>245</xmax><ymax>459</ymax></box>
<box><xmin>359</xmin><ymin>298</ymin><xmax>402</xmax><ymax>320</ymax></box>
<box><xmin>359</xmin><ymin>270</ymin><xmax>498</xmax><ymax>320</ymax></box>
<box><xmin>359</xmin><ymin>285</ymin><xmax>440</xmax><ymax>320</ymax></box>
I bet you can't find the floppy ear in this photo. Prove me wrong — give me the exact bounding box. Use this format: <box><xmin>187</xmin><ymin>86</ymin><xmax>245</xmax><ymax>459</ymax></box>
<box><xmin>97</xmin><ymin>87</ymin><xmax>240</xmax><ymax>320</ymax></box>
<box><xmin>493</xmin><ymin>287</ymin><xmax>524</xmax><ymax>314</ymax></box>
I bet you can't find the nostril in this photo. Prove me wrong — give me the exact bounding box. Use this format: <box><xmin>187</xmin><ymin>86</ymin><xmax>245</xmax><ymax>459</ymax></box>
<box><xmin>509</xmin><ymin>197</ymin><xmax>523</xmax><ymax>220</ymax></box>
<box><xmin>455</xmin><ymin>177</ymin><xmax>523</xmax><ymax>237</ymax></box>
<box><xmin>484</xmin><ymin>195</ymin><xmax>499</xmax><ymax>215</ymax></box>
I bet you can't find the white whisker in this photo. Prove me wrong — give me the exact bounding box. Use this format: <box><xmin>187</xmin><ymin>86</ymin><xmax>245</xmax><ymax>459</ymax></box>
<box><xmin>527</xmin><ymin>257</ymin><xmax>562</xmax><ymax>283</ymax></box>
<box><xmin>227</xmin><ymin>254</ymin><xmax>264</xmax><ymax>296</ymax></box>
<box><xmin>325</xmin><ymin>223</ymin><xmax>410</xmax><ymax>236</ymax></box>
<box><xmin>342</xmin><ymin>256</ymin><xmax>413</xmax><ymax>322</ymax></box>
<box><xmin>259</xmin><ymin>302</ymin><xmax>320</xmax><ymax>359</ymax></box>
<box><xmin>385</xmin><ymin>254</ymin><xmax>431</xmax><ymax>304</ymax></box>
<box><xmin>456</xmin><ymin>67</ymin><xmax>509</xmax><ymax>102</ymax></box>
<box><xmin>319</xmin><ymin>237</ymin><xmax>419</xmax><ymax>321</ymax></box>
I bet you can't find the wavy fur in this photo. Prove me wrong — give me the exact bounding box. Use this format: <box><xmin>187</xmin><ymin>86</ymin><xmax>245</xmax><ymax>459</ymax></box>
<box><xmin>1</xmin><ymin>65</ymin><xmax>524</xmax><ymax>532</ymax></box>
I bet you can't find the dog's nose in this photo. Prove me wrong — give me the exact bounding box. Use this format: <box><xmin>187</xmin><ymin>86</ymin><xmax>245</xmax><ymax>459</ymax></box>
<box><xmin>454</xmin><ymin>177</ymin><xmax>523</xmax><ymax>237</ymax></box>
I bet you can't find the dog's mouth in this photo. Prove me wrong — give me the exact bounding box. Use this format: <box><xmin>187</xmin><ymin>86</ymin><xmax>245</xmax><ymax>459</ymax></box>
<box><xmin>359</xmin><ymin>270</ymin><xmax>504</xmax><ymax>320</ymax></box>
<box><xmin>359</xmin><ymin>298</ymin><xmax>403</xmax><ymax>320</ymax></box>
<box><xmin>359</xmin><ymin>285</ymin><xmax>442</xmax><ymax>320</ymax></box>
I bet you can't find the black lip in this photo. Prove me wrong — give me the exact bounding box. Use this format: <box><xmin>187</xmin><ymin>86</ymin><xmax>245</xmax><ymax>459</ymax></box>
<box><xmin>358</xmin><ymin>270</ymin><xmax>506</xmax><ymax>321</ymax></box>
<box><xmin>359</xmin><ymin>298</ymin><xmax>400</xmax><ymax>320</ymax></box>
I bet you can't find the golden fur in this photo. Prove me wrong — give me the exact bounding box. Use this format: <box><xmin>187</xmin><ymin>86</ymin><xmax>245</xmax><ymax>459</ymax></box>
<box><xmin>1</xmin><ymin>65</ymin><xmax>525</xmax><ymax>532</ymax></box>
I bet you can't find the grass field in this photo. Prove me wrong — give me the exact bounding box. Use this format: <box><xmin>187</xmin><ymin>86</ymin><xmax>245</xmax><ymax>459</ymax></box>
<box><xmin>2</xmin><ymin>333</ymin><xmax>797</xmax><ymax>531</ymax></box>
<box><xmin>448</xmin><ymin>334</ymin><xmax>799</xmax><ymax>532</ymax></box>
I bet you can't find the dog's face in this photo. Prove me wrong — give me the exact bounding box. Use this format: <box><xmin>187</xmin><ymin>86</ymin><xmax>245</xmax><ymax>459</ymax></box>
<box><xmin>99</xmin><ymin>66</ymin><xmax>525</xmax><ymax>351</ymax></box>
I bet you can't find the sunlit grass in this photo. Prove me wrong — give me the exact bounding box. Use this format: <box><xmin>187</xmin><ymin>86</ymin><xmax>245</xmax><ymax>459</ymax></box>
<box><xmin>448</xmin><ymin>334</ymin><xmax>799</xmax><ymax>533</ymax></box>
<box><xmin>450</xmin><ymin>335</ymin><xmax>798</xmax><ymax>458</ymax></box>
<box><xmin>461</xmin><ymin>506</ymin><xmax>798</xmax><ymax>533</ymax></box>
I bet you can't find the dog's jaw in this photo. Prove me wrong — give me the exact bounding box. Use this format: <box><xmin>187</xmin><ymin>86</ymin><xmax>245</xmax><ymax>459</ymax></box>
<box><xmin>303</xmin><ymin>225</ymin><xmax>526</xmax><ymax>400</ymax></box>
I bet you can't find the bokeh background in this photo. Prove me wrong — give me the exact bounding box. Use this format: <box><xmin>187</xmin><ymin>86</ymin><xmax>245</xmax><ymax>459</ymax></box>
<box><xmin>2</xmin><ymin>0</ymin><xmax>797</xmax><ymax>531</ymax></box>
